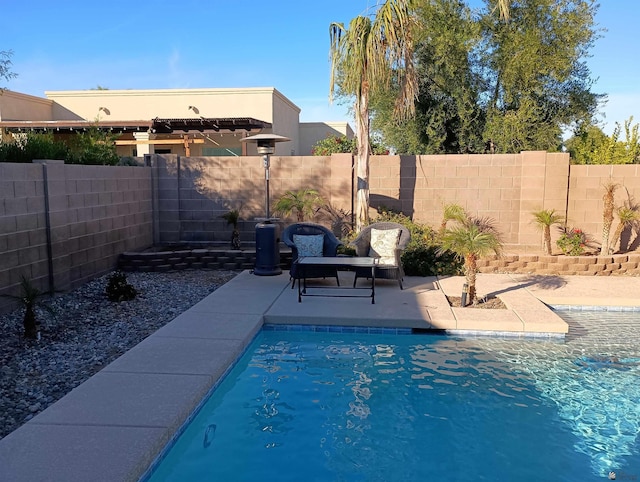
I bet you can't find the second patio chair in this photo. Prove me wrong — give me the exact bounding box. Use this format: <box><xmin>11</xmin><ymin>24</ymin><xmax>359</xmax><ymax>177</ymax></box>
<box><xmin>350</xmin><ymin>222</ymin><xmax>411</xmax><ymax>289</ymax></box>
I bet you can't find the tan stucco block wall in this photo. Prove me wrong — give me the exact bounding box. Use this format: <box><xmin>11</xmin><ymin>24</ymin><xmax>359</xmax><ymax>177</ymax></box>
<box><xmin>0</xmin><ymin>162</ymin><xmax>153</xmax><ymax>312</ymax></box>
<box><xmin>568</xmin><ymin>164</ymin><xmax>640</xmax><ymax>253</ymax></box>
<box><xmin>0</xmin><ymin>162</ymin><xmax>48</xmax><ymax>313</ymax></box>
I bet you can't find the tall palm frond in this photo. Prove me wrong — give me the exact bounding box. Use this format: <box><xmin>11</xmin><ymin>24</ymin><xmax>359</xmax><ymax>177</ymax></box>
<box><xmin>329</xmin><ymin>0</ymin><xmax>417</xmax><ymax>232</ymax></box>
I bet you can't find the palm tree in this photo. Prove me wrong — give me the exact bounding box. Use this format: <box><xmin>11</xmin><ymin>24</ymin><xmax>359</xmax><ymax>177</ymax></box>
<box><xmin>600</xmin><ymin>182</ymin><xmax>618</xmax><ymax>255</ymax></box>
<box><xmin>273</xmin><ymin>189</ymin><xmax>325</xmax><ymax>222</ymax></box>
<box><xmin>440</xmin><ymin>203</ymin><xmax>467</xmax><ymax>235</ymax></box>
<box><xmin>610</xmin><ymin>204</ymin><xmax>640</xmax><ymax>254</ymax></box>
<box><xmin>329</xmin><ymin>0</ymin><xmax>418</xmax><ymax>232</ymax></box>
<box><xmin>438</xmin><ymin>215</ymin><xmax>503</xmax><ymax>305</ymax></box>
<box><xmin>221</xmin><ymin>209</ymin><xmax>241</xmax><ymax>249</ymax></box>
<box><xmin>531</xmin><ymin>209</ymin><xmax>565</xmax><ymax>255</ymax></box>
<box><xmin>1</xmin><ymin>276</ymin><xmax>53</xmax><ymax>339</ymax></box>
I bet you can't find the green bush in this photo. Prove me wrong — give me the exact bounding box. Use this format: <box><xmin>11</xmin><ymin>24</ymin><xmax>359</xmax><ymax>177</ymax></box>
<box><xmin>365</xmin><ymin>210</ymin><xmax>463</xmax><ymax>276</ymax></box>
<box><xmin>0</xmin><ymin>133</ymin><xmax>70</xmax><ymax>163</ymax></box>
<box><xmin>105</xmin><ymin>271</ymin><xmax>138</xmax><ymax>302</ymax></box>
<box><xmin>402</xmin><ymin>245</ymin><xmax>463</xmax><ymax>276</ymax></box>
<box><xmin>556</xmin><ymin>228</ymin><xmax>587</xmax><ymax>256</ymax></box>
<box><xmin>311</xmin><ymin>135</ymin><xmax>389</xmax><ymax>156</ymax></box>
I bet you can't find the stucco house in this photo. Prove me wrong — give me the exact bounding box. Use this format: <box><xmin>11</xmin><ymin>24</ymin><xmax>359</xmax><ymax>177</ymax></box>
<box><xmin>0</xmin><ymin>87</ymin><xmax>353</xmax><ymax>156</ymax></box>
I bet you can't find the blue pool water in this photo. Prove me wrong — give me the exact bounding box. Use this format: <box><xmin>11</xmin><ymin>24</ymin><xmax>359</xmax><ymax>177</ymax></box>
<box><xmin>146</xmin><ymin>312</ymin><xmax>640</xmax><ymax>482</ymax></box>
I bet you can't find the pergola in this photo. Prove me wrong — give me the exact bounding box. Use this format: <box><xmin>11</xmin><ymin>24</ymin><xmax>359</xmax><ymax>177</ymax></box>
<box><xmin>0</xmin><ymin>117</ymin><xmax>272</xmax><ymax>156</ymax></box>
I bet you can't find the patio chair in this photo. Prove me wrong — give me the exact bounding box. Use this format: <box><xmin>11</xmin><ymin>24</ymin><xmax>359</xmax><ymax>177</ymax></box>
<box><xmin>282</xmin><ymin>222</ymin><xmax>343</xmax><ymax>288</ymax></box>
<box><xmin>350</xmin><ymin>222</ymin><xmax>411</xmax><ymax>289</ymax></box>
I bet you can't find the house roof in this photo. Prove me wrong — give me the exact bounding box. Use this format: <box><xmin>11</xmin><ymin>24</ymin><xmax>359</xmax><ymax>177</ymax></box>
<box><xmin>0</xmin><ymin>117</ymin><xmax>272</xmax><ymax>134</ymax></box>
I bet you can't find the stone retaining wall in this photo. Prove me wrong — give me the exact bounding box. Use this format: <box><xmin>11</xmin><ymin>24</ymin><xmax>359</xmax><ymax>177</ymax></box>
<box><xmin>478</xmin><ymin>253</ymin><xmax>640</xmax><ymax>276</ymax></box>
<box><xmin>118</xmin><ymin>250</ymin><xmax>640</xmax><ymax>277</ymax></box>
<box><xmin>118</xmin><ymin>249</ymin><xmax>293</xmax><ymax>272</ymax></box>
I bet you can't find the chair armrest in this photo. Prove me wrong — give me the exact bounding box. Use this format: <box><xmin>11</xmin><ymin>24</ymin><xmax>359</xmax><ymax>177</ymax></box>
<box><xmin>349</xmin><ymin>237</ymin><xmax>369</xmax><ymax>257</ymax></box>
<box><xmin>325</xmin><ymin>239</ymin><xmax>343</xmax><ymax>256</ymax></box>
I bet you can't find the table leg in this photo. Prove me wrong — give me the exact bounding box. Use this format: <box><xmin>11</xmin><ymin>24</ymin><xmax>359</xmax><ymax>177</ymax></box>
<box><xmin>371</xmin><ymin>265</ymin><xmax>376</xmax><ymax>304</ymax></box>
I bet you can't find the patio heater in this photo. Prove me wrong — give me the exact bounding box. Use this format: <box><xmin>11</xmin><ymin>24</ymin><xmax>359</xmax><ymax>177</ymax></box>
<box><xmin>240</xmin><ymin>133</ymin><xmax>291</xmax><ymax>276</ymax></box>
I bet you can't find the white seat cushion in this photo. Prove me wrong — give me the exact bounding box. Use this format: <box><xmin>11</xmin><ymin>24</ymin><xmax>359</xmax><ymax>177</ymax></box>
<box><xmin>293</xmin><ymin>234</ymin><xmax>324</xmax><ymax>257</ymax></box>
<box><xmin>368</xmin><ymin>228</ymin><xmax>400</xmax><ymax>265</ymax></box>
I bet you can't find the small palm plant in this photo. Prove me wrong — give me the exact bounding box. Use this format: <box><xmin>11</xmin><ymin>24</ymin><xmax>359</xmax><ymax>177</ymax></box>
<box><xmin>273</xmin><ymin>189</ymin><xmax>325</xmax><ymax>222</ymax></box>
<box><xmin>221</xmin><ymin>209</ymin><xmax>241</xmax><ymax>249</ymax></box>
<box><xmin>600</xmin><ymin>182</ymin><xmax>618</xmax><ymax>255</ymax></box>
<box><xmin>610</xmin><ymin>204</ymin><xmax>640</xmax><ymax>254</ymax></box>
<box><xmin>438</xmin><ymin>214</ymin><xmax>503</xmax><ymax>305</ymax></box>
<box><xmin>531</xmin><ymin>209</ymin><xmax>565</xmax><ymax>255</ymax></box>
<box><xmin>1</xmin><ymin>275</ymin><xmax>53</xmax><ymax>339</ymax></box>
<box><xmin>439</xmin><ymin>203</ymin><xmax>467</xmax><ymax>235</ymax></box>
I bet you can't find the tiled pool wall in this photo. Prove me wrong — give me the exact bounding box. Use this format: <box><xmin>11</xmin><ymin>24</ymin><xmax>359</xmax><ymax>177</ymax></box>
<box><xmin>551</xmin><ymin>305</ymin><xmax>640</xmax><ymax>312</ymax></box>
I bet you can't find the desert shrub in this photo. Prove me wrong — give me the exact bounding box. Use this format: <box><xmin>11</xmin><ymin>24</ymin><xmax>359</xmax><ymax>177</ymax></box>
<box><xmin>105</xmin><ymin>271</ymin><xmax>138</xmax><ymax>302</ymax></box>
<box><xmin>556</xmin><ymin>228</ymin><xmax>588</xmax><ymax>256</ymax></box>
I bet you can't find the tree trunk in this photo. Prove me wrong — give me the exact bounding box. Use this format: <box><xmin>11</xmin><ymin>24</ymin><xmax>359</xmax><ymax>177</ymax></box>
<box><xmin>610</xmin><ymin>222</ymin><xmax>625</xmax><ymax>254</ymax></box>
<box><xmin>543</xmin><ymin>226</ymin><xmax>552</xmax><ymax>255</ymax></box>
<box><xmin>23</xmin><ymin>305</ymin><xmax>38</xmax><ymax>339</ymax></box>
<box><xmin>600</xmin><ymin>184</ymin><xmax>617</xmax><ymax>255</ymax></box>
<box><xmin>354</xmin><ymin>88</ymin><xmax>371</xmax><ymax>233</ymax></box>
<box><xmin>465</xmin><ymin>254</ymin><xmax>477</xmax><ymax>304</ymax></box>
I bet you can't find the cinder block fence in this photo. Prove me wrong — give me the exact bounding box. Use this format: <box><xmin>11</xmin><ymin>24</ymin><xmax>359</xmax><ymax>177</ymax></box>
<box><xmin>3</xmin><ymin>151</ymin><xmax>640</xmax><ymax>313</ymax></box>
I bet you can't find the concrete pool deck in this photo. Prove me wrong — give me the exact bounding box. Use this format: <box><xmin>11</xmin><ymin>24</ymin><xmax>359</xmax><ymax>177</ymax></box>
<box><xmin>0</xmin><ymin>271</ymin><xmax>639</xmax><ymax>481</ymax></box>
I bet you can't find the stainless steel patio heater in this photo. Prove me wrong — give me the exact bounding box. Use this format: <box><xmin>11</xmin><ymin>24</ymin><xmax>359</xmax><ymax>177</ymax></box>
<box><xmin>240</xmin><ymin>133</ymin><xmax>290</xmax><ymax>276</ymax></box>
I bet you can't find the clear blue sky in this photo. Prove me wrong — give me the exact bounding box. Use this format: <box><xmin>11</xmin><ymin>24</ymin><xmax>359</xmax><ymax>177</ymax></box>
<box><xmin>1</xmin><ymin>0</ymin><xmax>637</xmax><ymax>134</ymax></box>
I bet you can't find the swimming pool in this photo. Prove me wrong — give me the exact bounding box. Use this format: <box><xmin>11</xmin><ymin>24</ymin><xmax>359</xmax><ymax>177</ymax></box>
<box><xmin>145</xmin><ymin>312</ymin><xmax>640</xmax><ymax>481</ymax></box>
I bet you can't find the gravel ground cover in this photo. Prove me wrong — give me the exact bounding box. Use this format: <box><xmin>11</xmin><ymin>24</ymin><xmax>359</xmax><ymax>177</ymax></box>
<box><xmin>0</xmin><ymin>270</ymin><xmax>237</xmax><ymax>440</ymax></box>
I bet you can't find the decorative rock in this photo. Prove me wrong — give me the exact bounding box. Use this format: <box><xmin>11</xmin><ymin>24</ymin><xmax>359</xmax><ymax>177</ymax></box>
<box><xmin>0</xmin><ymin>269</ymin><xmax>237</xmax><ymax>440</ymax></box>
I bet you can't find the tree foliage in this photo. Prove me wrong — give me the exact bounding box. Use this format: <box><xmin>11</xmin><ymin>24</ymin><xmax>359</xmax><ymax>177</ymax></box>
<box><xmin>566</xmin><ymin>117</ymin><xmax>640</xmax><ymax>164</ymax></box>
<box><xmin>311</xmin><ymin>135</ymin><xmax>388</xmax><ymax>156</ymax></box>
<box><xmin>273</xmin><ymin>189</ymin><xmax>325</xmax><ymax>222</ymax></box>
<box><xmin>329</xmin><ymin>0</ymin><xmax>418</xmax><ymax>231</ymax></box>
<box><xmin>0</xmin><ymin>129</ymin><xmax>120</xmax><ymax>165</ymax></box>
<box><xmin>0</xmin><ymin>49</ymin><xmax>17</xmax><ymax>88</ymax></box>
<box><xmin>370</xmin><ymin>0</ymin><xmax>601</xmax><ymax>154</ymax></box>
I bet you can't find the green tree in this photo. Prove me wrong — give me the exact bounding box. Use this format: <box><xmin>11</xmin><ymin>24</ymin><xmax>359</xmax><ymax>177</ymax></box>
<box><xmin>481</xmin><ymin>0</ymin><xmax>601</xmax><ymax>153</ymax></box>
<box><xmin>0</xmin><ymin>49</ymin><xmax>17</xmax><ymax>89</ymax></box>
<box><xmin>311</xmin><ymin>135</ymin><xmax>388</xmax><ymax>156</ymax></box>
<box><xmin>567</xmin><ymin>117</ymin><xmax>640</xmax><ymax>164</ymax></box>
<box><xmin>372</xmin><ymin>0</ymin><xmax>599</xmax><ymax>155</ymax></box>
<box><xmin>371</xmin><ymin>0</ymin><xmax>485</xmax><ymax>154</ymax></box>
<box><xmin>531</xmin><ymin>209</ymin><xmax>565</xmax><ymax>255</ymax></box>
<box><xmin>68</xmin><ymin>126</ymin><xmax>119</xmax><ymax>165</ymax></box>
<box><xmin>273</xmin><ymin>189</ymin><xmax>325</xmax><ymax>222</ymax></box>
<box><xmin>438</xmin><ymin>214</ymin><xmax>503</xmax><ymax>305</ymax></box>
<box><xmin>329</xmin><ymin>0</ymin><xmax>418</xmax><ymax>231</ymax></box>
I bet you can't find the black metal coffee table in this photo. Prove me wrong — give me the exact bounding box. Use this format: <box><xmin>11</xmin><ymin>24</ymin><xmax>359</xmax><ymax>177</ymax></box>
<box><xmin>295</xmin><ymin>256</ymin><xmax>378</xmax><ymax>304</ymax></box>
